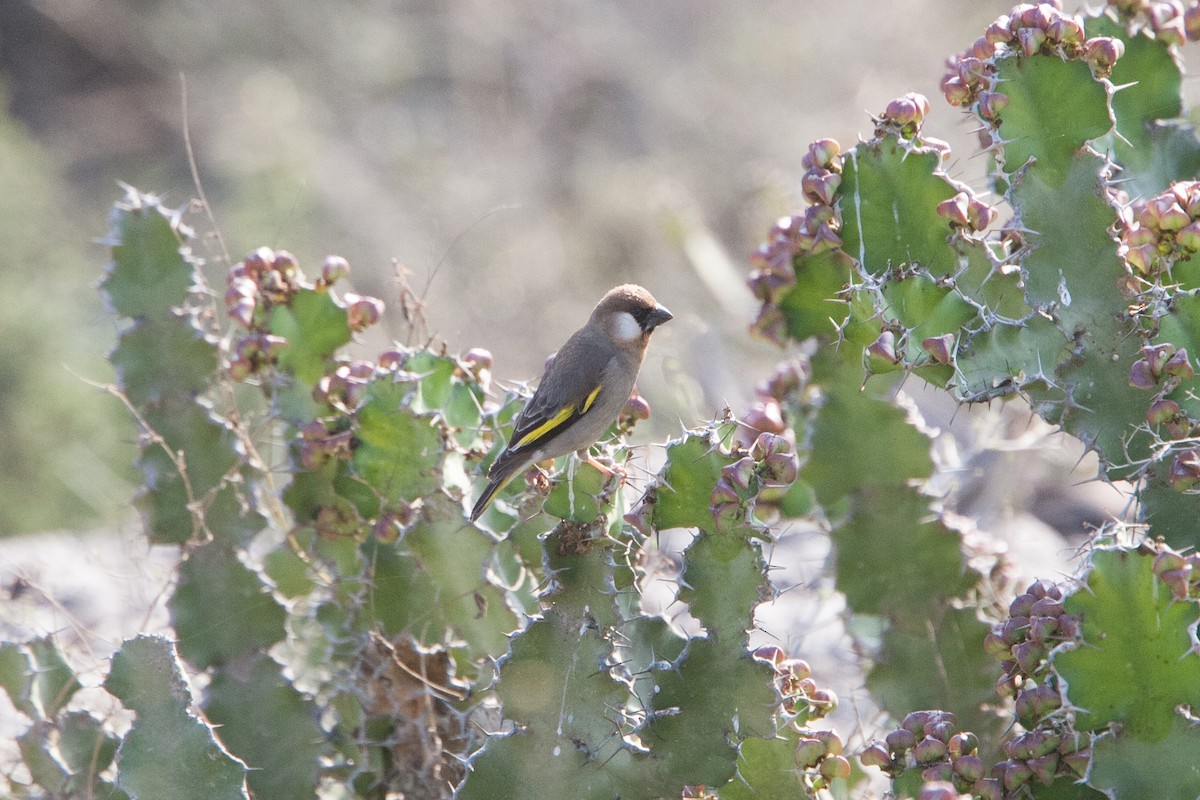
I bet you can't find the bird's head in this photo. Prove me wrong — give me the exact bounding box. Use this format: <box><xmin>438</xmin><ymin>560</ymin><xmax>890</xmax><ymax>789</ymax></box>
<box><xmin>593</xmin><ymin>284</ymin><xmax>672</xmax><ymax>349</ymax></box>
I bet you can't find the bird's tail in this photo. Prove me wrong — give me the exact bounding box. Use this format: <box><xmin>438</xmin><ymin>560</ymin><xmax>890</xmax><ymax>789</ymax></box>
<box><xmin>469</xmin><ymin>460</ymin><xmax>525</xmax><ymax>522</ymax></box>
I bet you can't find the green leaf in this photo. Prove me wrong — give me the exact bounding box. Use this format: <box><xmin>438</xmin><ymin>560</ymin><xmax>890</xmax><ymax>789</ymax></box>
<box><xmin>616</xmin><ymin>616</ymin><xmax>687</xmax><ymax>715</ymax></box>
<box><xmin>105</xmin><ymin>635</ymin><xmax>248</xmax><ymax>800</ymax></box>
<box><xmin>840</xmin><ymin>137</ymin><xmax>959</xmax><ymax>278</ymax></box>
<box><xmin>1027</xmin><ymin>777</ymin><xmax>1108</xmax><ymax>800</ymax></box>
<box><xmin>169</xmin><ymin>541</ymin><xmax>287</xmax><ymax>669</ymax></box>
<box><xmin>269</xmin><ymin>289</ymin><xmax>351</xmax><ymax>385</ymax></box>
<box><xmin>101</xmin><ymin>189</ymin><xmax>196</xmax><ymax>319</ymax></box>
<box><xmin>834</xmin><ymin>489</ymin><xmax>973</xmax><ymax>614</ymax></box>
<box><xmin>204</xmin><ymin>654</ymin><xmax>322</xmax><ymax>800</ymax></box>
<box><xmin>804</xmin><ymin>350</ymin><xmax>931</xmax><ymax>505</ymax></box>
<box><xmin>653</xmin><ymin>431</ymin><xmax>731</xmax><ymax>533</ymax></box>
<box><xmin>718</xmin><ymin>736</ymin><xmax>805</xmax><ymax>799</ymax></box>
<box><xmin>405</xmin><ymin>350</ymin><xmax>457</xmax><ymax>413</ymax></box>
<box><xmin>110</xmin><ymin>317</ymin><xmax>217</xmax><ymax>406</ymax></box>
<box><xmin>0</xmin><ymin>641</ymin><xmax>35</xmax><ymax>717</ymax></box>
<box><xmin>995</xmin><ymin>56</ymin><xmax>1111</xmax><ymax>180</ymax></box>
<box><xmin>1054</xmin><ymin>548</ymin><xmax>1200</xmax><ymax>741</ymax></box>
<box><xmin>17</xmin><ymin>729</ymin><xmax>68</xmax><ymax>790</ymax></box>
<box><xmin>350</xmin><ymin>380</ymin><xmax>442</xmax><ymax>509</ymax></box>
<box><xmin>135</xmin><ymin>398</ymin><xmax>263</xmax><ymax>545</ymax></box>
<box><xmin>776</xmin><ymin>250</ymin><xmax>853</xmax><ymax>341</ymax></box>
<box><xmin>262</xmin><ymin>545</ymin><xmax>317</xmax><ymax>598</ymax></box>
<box><xmin>27</xmin><ymin>637</ymin><xmax>81</xmax><ymax>717</ymax></box>
<box><xmin>1087</xmin><ymin>714</ymin><xmax>1200</xmax><ymax>798</ymax></box>
<box><xmin>1091</xmin><ymin>17</ymin><xmax>1200</xmax><ymax>198</ymax></box>
<box><xmin>457</xmin><ymin>731</ymin><xmax>618</xmax><ymax>800</ymax></box>
<box><xmin>881</xmin><ymin>274</ymin><xmax>978</xmax><ymax>356</ymax></box>
<box><xmin>543</xmin><ymin>461</ymin><xmax>609</xmax><ymax>522</ymax></box>
<box><xmin>496</xmin><ymin>611</ymin><xmax>624</xmax><ymax>743</ymax></box>
<box><xmin>955</xmin><ymin>315</ymin><xmax>1068</xmax><ymax>402</ymax></box>
<box><xmin>678</xmin><ymin>533</ymin><xmax>765</xmax><ymax>640</ymax></box>
<box><xmin>641</xmin><ymin>636</ymin><xmax>776</xmax><ymax>786</ymax></box>
<box><xmin>365</xmin><ymin>493</ymin><xmax>519</xmax><ymax>662</ymax></box>
<box><xmin>865</xmin><ymin>607</ymin><xmax>998</xmax><ymax>741</ymax></box>
<box><xmin>1139</xmin><ymin>476</ymin><xmax>1200</xmax><ymax>551</ymax></box>
<box><xmin>59</xmin><ymin>711</ymin><xmax>120</xmax><ymax>775</ymax></box>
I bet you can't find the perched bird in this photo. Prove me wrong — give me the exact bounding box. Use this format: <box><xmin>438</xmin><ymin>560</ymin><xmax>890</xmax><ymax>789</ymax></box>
<box><xmin>469</xmin><ymin>284</ymin><xmax>672</xmax><ymax>522</ymax></box>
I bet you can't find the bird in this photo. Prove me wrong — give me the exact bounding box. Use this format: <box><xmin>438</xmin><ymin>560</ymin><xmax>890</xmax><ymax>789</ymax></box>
<box><xmin>469</xmin><ymin>284</ymin><xmax>672</xmax><ymax>522</ymax></box>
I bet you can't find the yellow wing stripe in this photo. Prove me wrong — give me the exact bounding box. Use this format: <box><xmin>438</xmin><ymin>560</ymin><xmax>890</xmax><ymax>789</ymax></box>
<box><xmin>581</xmin><ymin>383</ymin><xmax>603</xmax><ymax>413</ymax></box>
<box><xmin>514</xmin><ymin>384</ymin><xmax>603</xmax><ymax>450</ymax></box>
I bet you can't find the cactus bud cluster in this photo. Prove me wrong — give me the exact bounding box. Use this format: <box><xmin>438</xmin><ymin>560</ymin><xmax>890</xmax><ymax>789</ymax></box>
<box><xmin>1151</xmin><ymin>542</ymin><xmax>1200</xmax><ymax>598</ymax></box>
<box><xmin>298</xmin><ymin>419</ymin><xmax>354</xmax><ymax>470</ymax></box>
<box><xmin>943</xmin><ymin>4</ymin><xmax>1122</xmax><ymax>118</ymax></box>
<box><xmin>709</xmin><ymin>431</ymin><xmax>799</xmax><ymax>530</ymax></box>
<box><xmin>733</xmin><ymin>368</ymin><xmax>796</xmax><ymax>451</ymax></box>
<box><xmin>227</xmin><ymin>247</ymin><xmax>299</xmax><ymax>322</ymax></box>
<box><xmin>988</xmin><ymin>728</ymin><xmax>1089</xmax><ymax>792</ymax></box>
<box><xmin>791</xmin><ymin>726</ymin><xmax>850</xmax><ymax>788</ymax></box>
<box><xmin>935</xmin><ymin>191</ymin><xmax>998</xmax><ymax>235</ymax></box>
<box><xmin>749</xmin><ymin>139</ymin><xmax>844</xmax><ymax>345</ymax></box>
<box><xmin>752</xmin><ymin>645</ymin><xmax>836</xmax><ymax>722</ymax></box>
<box><xmin>878</xmin><ymin>92</ymin><xmax>932</xmax><ymax>139</ymax></box>
<box><xmin>1105</xmin><ymin>0</ymin><xmax>1200</xmax><ymax>45</ymax></box>
<box><xmin>860</xmin><ymin>706</ymin><xmax>1088</xmax><ymax>799</ymax></box>
<box><xmin>224</xmin><ymin>247</ymin><xmax>384</xmax><ymax>381</ymax></box>
<box><xmin>314</xmin><ymin>495</ymin><xmax>362</xmax><ymax>539</ymax></box>
<box><xmin>860</xmin><ymin>711</ymin><xmax>991</xmax><ymax>792</ymax></box>
<box><xmin>1117</xmin><ymin>181</ymin><xmax>1200</xmax><ymax>277</ymax></box>
<box><xmin>372</xmin><ymin>503</ymin><xmax>417</xmax><ymax>543</ymax></box>
<box><xmin>917</xmin><ymin>781</ymin><xmax>971</xmax><ymax>800</ymax></box>
<box><xmin>1168</xmin><ymin>447</ymin><xmax>1200</xmax><ymax>491</ymax></box>
<box><xmin>314</xmin><ymin>360</ymin><xmax>375</xmax><ymax>412</ymax></box>
<box><xmin>985</xmin><ymin>580</ymin><xmax>1079</xmax><ymax>698</ymax></box>
<box><xmin>1128</xmin><ymin>341</ymin><xmax>1194</xmax><ymax>389</ymax></box>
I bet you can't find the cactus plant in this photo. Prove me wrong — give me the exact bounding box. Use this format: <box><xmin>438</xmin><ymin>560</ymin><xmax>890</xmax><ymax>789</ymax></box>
<box><xmin>747</xmin><ymin>0</ymin><xmax>1200</xmax><ymax>796</ymax></box>
<box><xmin>6</xmin><ymin>2</ymin><xmax>1200</xmax><ymax>799</ymax></box>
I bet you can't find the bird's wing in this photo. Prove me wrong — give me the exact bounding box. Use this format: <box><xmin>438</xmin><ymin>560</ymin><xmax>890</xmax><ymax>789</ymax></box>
<box><xmin>494</xmin><ymin>331</ymin><xmax>612</xmax><ymax>471</ymax></box>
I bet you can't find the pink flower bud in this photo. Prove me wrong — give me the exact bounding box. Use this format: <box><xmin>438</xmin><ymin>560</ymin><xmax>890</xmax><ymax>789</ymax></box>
<box><xmin>273</xmin><ymin>249</ymin><xmax>300</xmax><ymax>280</ymax></box>
<box><xmin>937</xmin><ymin>193</ymin><xmax>972</xmax><ymax>227</ymax></box>
<box><xmin>751</xmin><ymin>644</ymin><xmax>785</xmax><ymax>666</ymax></box>
<box><xmin>1175</xmin><ymin>221</ymin><xmax>1200</xmax><ymax>252</ymax></box>
<box><xmin>940</xmin><ymin>75</ymin><xmax>972</xmax><ymax>107</ymax></box>
<box><xmin>977</xmin><ymin>91</ymin><xmax>1010</xmax><ymax>122</ymax></box>
<box><xmin>860</xmin><ymin>743</ymin><xmax>892</xmax><ymax>768</ymax></box>
<box><xmin>985</xmin><ymin>17</ymin><xmax>1013</xmax><ymax>46</ymax></box>
<box><xmin>1163</xmin><ymin>347</ymin><xmax>1195</xmax><ymax>379</ymax></box>
<box><xmin>242</xmin><ymin>246</ymin><xmax>275</xmax><ymax>276</ymax></box>
<box><xmin>228</xmin><ymin>296</ymin><xmax>257</xmax><ymax>328</ymax></box>
<box><xmin>343</xmin><ymin>293</ymin><xmax>385</xmax><ymax>331</ymax></box>
<box><xmin>794</xmin><ymin>737</ymin><xmax>825</xmax><ymax>769</ymax></box>
<box><xmin>819</xmin><ymin>755</ymin><xmax>851</xmax><ymax>780</ymax></box>
<box><xmin>378</xmin><ymin>348</ymin><xmax>408</xmax><ymax>371</ymax></box>
<box><xmin>1017</xmin><ymin>26</ymin><xmax>1047</xmax><ymax>56</ymax></box>
<box><xmin>801</xmin><ymin>169</ymin><xmax>842</xmax><ymax>206</ymax></box>
<box><xmin>1169</xmin><ymin>449</ymin><xmax>1200</xmax><ymax>491</ymax></box>
<box><xmin>868</xmin><ymin>330</ymin><xmax>900</xmax><ymax>364</ymax></box>
<box><xmin>321</xmin><ymin>255</ymin><xmax>350</xmax><ymax>284</ymax></box>
<box><xmin>922</xmin><ymin>334</ymin><xmax>955</xmax><ymax>365</ymax></box>
<box><xmin>1083</xmin><ymin>36</ymin><xmax>1124</xmax><ymax>72</ymax></box>
<box><xmin>801</xmin><ymin>138</ymin><xmax>842</xmax><ymax>171</ymax></box>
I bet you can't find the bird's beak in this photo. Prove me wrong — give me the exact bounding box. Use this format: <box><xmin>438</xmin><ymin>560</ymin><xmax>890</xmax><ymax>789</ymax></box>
<box><xmin>646</xmin><ymin>305</ymin><xmax>673</xmax><ymax>330</ymax></box>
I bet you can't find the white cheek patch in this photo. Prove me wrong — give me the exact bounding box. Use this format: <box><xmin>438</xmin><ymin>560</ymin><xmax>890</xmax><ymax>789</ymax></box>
<box><xmin>612</xmin><ymin>311</ymin><xmax>641</xmax><ymax>342</ymax></box>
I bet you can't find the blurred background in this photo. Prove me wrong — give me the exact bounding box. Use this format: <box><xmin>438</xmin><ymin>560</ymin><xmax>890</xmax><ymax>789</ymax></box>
<box><xmin>0</xmin><ymin>0</ymin><xmax>1022</xmax><ymax>538</ymax></box>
